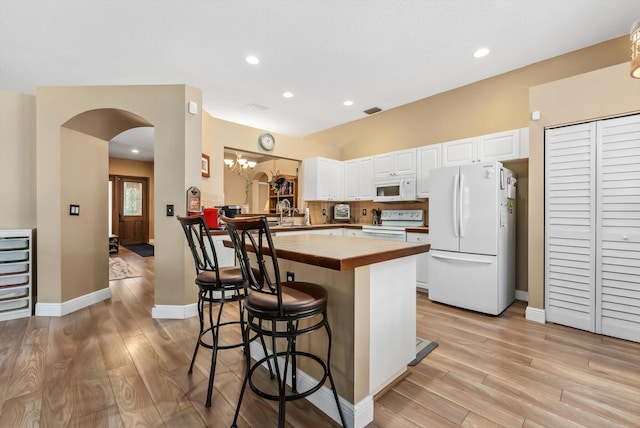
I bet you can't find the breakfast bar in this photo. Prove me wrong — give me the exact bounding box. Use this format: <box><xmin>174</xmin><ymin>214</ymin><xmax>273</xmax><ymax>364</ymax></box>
<box><xmin>228</xmin><ymin>233</ymin><xmax>429</xmax><ymax>428</ymax></box>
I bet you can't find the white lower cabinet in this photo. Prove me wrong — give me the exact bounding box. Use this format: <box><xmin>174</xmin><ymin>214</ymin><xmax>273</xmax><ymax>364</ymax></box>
<box><xmin>344</xmin><ymin>228</ymin><xmax>364</xmax><ymax>238</ymax></box>
<box><xmin>406</xmin><ymin>232</ymin><xmax>429</xmax><ymax>291</ymax></box>
<box><xmin>0</xmin><ymin>229</ymin><xmax>34</xmax><ymax>321</ymax></box>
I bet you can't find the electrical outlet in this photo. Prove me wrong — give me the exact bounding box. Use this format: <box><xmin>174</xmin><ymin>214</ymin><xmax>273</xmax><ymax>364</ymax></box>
<box><xmin>362</xmin><ymin>208</ymin><xmax>367</xmax><ymax>216</ymax></box>
<box><xmin>322</xmin><ymin>208</ymin><xmax>326</xmax><ymax>216</ymax></box>
<box><xmin>286</xmin><ymin>271</ymin><xmax>295</xmax><ymax>282</ymax></box>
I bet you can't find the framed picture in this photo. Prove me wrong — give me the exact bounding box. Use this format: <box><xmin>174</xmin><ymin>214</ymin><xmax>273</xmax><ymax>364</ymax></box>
<box><xmin>201</xmin><ymin>153</ymin><xmax>210</xmax><ymax>177</ymax></box>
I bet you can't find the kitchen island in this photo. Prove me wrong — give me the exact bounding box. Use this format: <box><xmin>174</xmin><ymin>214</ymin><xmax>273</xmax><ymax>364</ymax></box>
<box><xmin>226</xmin><ymin>233</ymin><xmax>429</xmax><ymax>428</ymax></box>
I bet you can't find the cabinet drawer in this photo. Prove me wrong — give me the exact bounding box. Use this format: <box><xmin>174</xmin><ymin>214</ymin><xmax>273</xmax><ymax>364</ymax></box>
<box><xmin>0</xmin><ymin>251</ymin><xmax>29</xmax><ymax>263</ymax></box>
<box><xmin>0</xmin><ymin>274</ymin><xmax>29</xmax><ymax>287</ymax></box>
<box><xmin>0</xmin><ymin>238</ymin><xmax>29</xmax><ymax>251</ymax></box>
<box><xmin>0</xmin><ymin>297</ymin><xmax>29</xmax><ymax>312</ymax></box>
<box><xmin>0</xmin><ymin>263</ymin><xmax>29</xmax><ymax>275</ymax></box>
<box><xmin>0</xmin><ymin>285</ymin><xmax>29</xmax><ymax>300</ymax></box>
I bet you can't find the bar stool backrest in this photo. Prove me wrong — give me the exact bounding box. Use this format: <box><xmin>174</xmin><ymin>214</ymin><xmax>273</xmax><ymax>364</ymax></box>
<box><xmin>222</xmin><ymin>215</ymin><xmax>284</xmax><ymax>316</ymax></box>
<box><xmin>177</xmin><ymin>215</ymin><xmax>221</xmax><ymax>284</ymax></box>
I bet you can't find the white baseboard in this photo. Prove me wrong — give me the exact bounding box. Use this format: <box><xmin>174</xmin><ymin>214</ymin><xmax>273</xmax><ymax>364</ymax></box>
<box><xmin>525</xmin><ymin>305</ymin><xmax>546</xmax><ymax>323</ymax></box>
<box><xmin>35</xmin><ymin>287</ymin><xmax>111</xmax><ymax>317</ymax></box>
<box><xmin>151</xmin><ymin>303</ymin><xmax>198</xmax><ymax>319</ymax></box>
<box><xmin>515</xmin><ymin>289</ymin><xmax>529</xmax><ymax>302</ymax></box>
<box><xmin>249</xmin><ymin>341</ymin><xmax>372</xmax><ymax>428</ymax></box>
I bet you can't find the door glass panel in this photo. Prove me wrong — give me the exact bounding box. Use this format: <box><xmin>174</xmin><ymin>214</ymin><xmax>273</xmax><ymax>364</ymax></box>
<box><xmin>123</xmin><ymin>181</ymin><xmax>143</xmax><ymax>216</ymax></box>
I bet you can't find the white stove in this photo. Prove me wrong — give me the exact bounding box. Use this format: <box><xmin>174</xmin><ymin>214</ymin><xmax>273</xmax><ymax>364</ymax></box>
<box><xmin>361</xmin><ymin>209</ymin><xmax>424</xmax><ymax>241</ymax></box>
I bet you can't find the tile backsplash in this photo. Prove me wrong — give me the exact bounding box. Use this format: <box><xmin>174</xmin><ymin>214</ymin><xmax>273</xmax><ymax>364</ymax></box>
<box><xmin>307</xmin><ymin>200</ymin><xmax>429</xmax><ymax>226</ymax></box>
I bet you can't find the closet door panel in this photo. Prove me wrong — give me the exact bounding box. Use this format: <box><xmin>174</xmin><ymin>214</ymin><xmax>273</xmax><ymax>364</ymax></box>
<box><xmin>545</xmin><ymin>123</ymin><xmax>597</xmax><ymax>331</ymax></box>
<box><xmin>597</xmin><ymin>114</ymin><xmax>640</xmax><ymax>342</ymax></box>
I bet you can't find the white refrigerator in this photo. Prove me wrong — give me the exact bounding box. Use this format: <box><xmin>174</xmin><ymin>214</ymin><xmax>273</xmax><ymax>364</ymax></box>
<box><xmin>428</xmin><ymin>161</ymin><xmax>516</xmax><ymax>315</ymax></box>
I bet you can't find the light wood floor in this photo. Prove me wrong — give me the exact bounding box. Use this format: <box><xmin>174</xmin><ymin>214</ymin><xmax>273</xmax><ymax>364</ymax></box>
<box><xmin>1</xmin><ymin>249</ymin><xmax>639</xmax><ymax>427</ymax></box>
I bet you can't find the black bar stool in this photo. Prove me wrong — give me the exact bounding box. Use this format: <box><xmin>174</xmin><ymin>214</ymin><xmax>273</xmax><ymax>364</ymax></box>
<box><xmin>177</xmin><ymin>214</ymin><xmax>272</xmax><ymax>408</ymax></box>
<box><xmin>223</xmin><ymin>215</ymin><xmax>346</xmax><ymax>428</ymax></box>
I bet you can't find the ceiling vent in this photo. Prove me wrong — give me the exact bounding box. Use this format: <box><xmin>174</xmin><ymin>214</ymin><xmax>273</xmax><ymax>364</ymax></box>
<box><xmin>363</xmin><ymin>107</ymin><xmax>382</xmax><ymax>115</ymax></box>
<box><xmin>246</xmin><ymin>103</ymin><xmax>269</xmax><ymax>111</ymax></box>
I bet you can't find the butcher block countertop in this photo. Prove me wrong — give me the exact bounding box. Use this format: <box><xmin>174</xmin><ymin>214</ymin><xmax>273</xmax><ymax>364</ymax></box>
<box><xmin>224</xmin><ymin>233</ymin><xmax>429</xmax><ymax>271</ymax></box>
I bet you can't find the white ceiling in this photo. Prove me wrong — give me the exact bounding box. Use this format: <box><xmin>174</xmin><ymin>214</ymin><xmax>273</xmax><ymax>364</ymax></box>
<box><xmin>1</xmin><ymin>0</ymin><xmax>638</xmax><ymax>161</ymax></box>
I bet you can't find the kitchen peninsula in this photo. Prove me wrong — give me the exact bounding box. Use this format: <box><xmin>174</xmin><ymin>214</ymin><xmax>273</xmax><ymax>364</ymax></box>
<box><xmin>225</xmin><ymin>233</ymin><xmax>429</xmax><ymax>428</ymax></box>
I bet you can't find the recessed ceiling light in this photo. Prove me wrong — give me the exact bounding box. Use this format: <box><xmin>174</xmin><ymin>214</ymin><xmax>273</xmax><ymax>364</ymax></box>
<box><xmin>343</xmin><ymin>100</ymin><xmax>354</xmax><ymax>106</ymax></box>
<box><xmin>283</xmin><ymin>91</ymin><xmax>293</xmax><ymax>98</ymax></box>
<box><xmin>246</xmin><ymin>55</ymin><xmax>260</xmax><ymax>65</ymax></box>
<box><xmin>473</xmin><ymin>48</ymin><xmax>490</xmax><ymax>58</ymax></box>
<box><xmin>131</xmin><ymin>149</ymin><xmax>139</xmax><ymax>153</ymax></box>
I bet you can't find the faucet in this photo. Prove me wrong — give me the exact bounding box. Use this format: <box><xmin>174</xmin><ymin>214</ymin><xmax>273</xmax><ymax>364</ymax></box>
<box><xmin>280</xmin><ymin>199</ymin><xmax>291</xmax><ymax>225</ymax></box>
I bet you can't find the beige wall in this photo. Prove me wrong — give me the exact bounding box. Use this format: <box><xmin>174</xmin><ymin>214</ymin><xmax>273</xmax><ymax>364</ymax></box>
<box><xmin>0</xmin><ymin>90</ymin><xmax>36</xmax><ymax>228</ymax></box>
<box><xmin>308</xmin><ymin>36</ymin><xmax>630</xmax><ymax>160</ymax></box>
<box><xmin>528</xmin><ymin>62</ymin><xmax>640</xmax><ymax>310</ymax></box>
<box><xmin>60</xmin><ymin>128</ymin><xmax>109</xmax><ymax>301</ymax></box>
<box><xmin>109</xmin><ymin>157</ymin><xmax>155</xmax><ymax>241</ymax></box>
<box><xmin>202</xmin><ymin>114</ymin><xmax>340</xmax><ymax>209</ymax></box>
<box><xmin>36</xmin><ymin>84</ymin><xmax>202</xmax><ymax>307</ymax></box>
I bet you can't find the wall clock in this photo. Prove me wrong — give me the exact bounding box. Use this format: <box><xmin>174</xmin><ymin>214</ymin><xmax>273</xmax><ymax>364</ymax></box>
<box><xmin>258</xmin><ymin>133</ymin><xmax>275</xmax><ymax>151</ymax></box>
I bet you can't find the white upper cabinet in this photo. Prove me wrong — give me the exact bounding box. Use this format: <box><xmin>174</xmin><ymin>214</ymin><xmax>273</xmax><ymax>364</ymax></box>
<box><xmin>441</xmin><ymin>128</ymin><xmax>528</xmax><ymax>166</ymax></box>
<box><xmin>477</xmin><ymin>129</ymin><xmax>520</xmax><ymax>162</ymax></box>
<box><xmin>345</xmin><ymin>156</ymin><xmax>374</xmax><ymax>201</ymax></box>
<box><xmin>441</xmin><ymin>137</ymin><xmax>477</xmax><ymax>166</ymax></box>
<box><xmin>303</xmin><ymin>157</ymin><xmax>344</xmax><ymax>201</ymax></box>
<box><xmin>416</xmin><ymin>145</ymin><xmax>441</xmax><ymax>198</ymax></box>
<box><xmin>374</xmin><ymin>148</ymin><xmax>416</xmax><ymax>178</ymax></box>
<box><xmin>357</xmin><ymin>156</ymin><xmax>374</xmax><ymax>200</ymax></box>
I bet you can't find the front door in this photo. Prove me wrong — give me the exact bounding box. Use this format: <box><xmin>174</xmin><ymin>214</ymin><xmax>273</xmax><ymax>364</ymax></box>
<box><xmin>111</xmin><ymin>175</ymin><xmax>149</xmax><ymax>245</ymax></box>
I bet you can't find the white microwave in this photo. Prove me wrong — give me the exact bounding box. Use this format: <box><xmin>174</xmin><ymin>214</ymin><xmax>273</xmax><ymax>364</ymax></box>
<box><xmin>373</xmin><ymin>174</ymin><xmax>420</xmax><ymax>202</ymax></box>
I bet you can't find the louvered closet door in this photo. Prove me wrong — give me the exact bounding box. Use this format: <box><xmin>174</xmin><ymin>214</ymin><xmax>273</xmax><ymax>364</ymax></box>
<box><xmin>545</xmin><ymin>123</ymin><xmax>597</xmax><ymax>331</ymax></box>
<box><xmin>597</xmin><ymin>114</ymin><xmax>640</xmax><ymax>342</ymax></box>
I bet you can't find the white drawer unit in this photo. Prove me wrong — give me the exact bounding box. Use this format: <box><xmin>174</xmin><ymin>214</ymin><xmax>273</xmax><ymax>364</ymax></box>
<box><xmin>406</xmin><ymin>232</ymin><xmax>430</xmax><ymax>292</ymax></box>
<box><xmin>0</xmin><ymin>229</ymin><xmax>34</xmax><ymax>321</ymax></box>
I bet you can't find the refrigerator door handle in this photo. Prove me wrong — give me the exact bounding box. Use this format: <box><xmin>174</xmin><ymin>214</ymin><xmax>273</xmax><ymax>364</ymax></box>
<box><xmin>431</xmin><ymin>253</ymin><xmax>492</xmax><ymax>264</ymax></box>
<box><xmin>459</xmin><ymin>174</ymin><xmax>464</xmax><ymax>238</ymax></box>
<box><xmin>453</xmin><ymin>174</ymin><xmax>459</xmax><ymax>237</ymax></box>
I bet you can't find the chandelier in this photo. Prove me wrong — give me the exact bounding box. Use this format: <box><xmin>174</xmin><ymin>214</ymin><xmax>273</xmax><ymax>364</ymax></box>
<box><xmin>224</xmin><ymin>152</ymin><xmax>257</xmax><ymax>175</ymax></box>
<box><xmin>632</xmin><ymin>18</ymin><xmax>640</xmax><ymax>78</ymax></box>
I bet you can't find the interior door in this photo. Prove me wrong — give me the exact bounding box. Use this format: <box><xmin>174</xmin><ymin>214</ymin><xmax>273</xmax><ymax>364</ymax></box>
<box><xmin>112</xmin><ymin>175</ymin><xmax>149</xmax><ymax>245</ymax></box>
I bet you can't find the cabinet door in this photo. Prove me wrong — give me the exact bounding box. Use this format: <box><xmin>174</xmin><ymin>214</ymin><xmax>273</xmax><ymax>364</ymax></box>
<box><xmin>416</xmin><ymin>145</ymin><xmax>441</xmax><ymax>197</ymax></box>
<box><xmin>328</xmin><ymin>160</ymin><xmax>344</xmax><ymax>201</ymax></box>
<box><xmin>357</xmin><ymin>156</ymin><xmax>374</xmax><ymax>200</ymax></box>
<box><xmin>478</xmin><ymin>129</ymin><xmax>520</xmax><ymax>162</ymax></box>
<box><xmin>374</xmin><ymin>153</ymin><xmax>394</xmax><ymax>178</ymax></box>
<box><xmin>303</xmin><ymin>157</ymin><xmax>332</xmax><ymax>201</ymax></box>
<box><xmin>407</xmin><ymin>232</ymin><xmax>430</xmax><ymax>291</ymax></box>
<box><xmin>394</xmin><ymin>148</ymin><xmax>416</xmax><ymax>175</ymax></box>
<box><xmin>441</xmin><ymin>138</ymin><xmax>477</xmax><ymax>166</ymax></box>
<box><xmin>343</xmin><ymin>160</ymin><xmax>359</xmax><ymax>201</ymax></box>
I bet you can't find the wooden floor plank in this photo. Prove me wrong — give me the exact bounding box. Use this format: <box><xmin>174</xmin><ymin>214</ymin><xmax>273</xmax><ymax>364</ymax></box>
<box><xmin>107</xmin><ymin>362</ymin><xmax>165</xmax><ymax>428</ymax></box>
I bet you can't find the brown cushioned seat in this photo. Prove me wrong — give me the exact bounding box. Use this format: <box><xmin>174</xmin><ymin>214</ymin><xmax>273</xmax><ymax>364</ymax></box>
<box><xmin>248</xmin><ymin>281</ymin><xmax>327</xmax><ymax>313</ymax></box>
